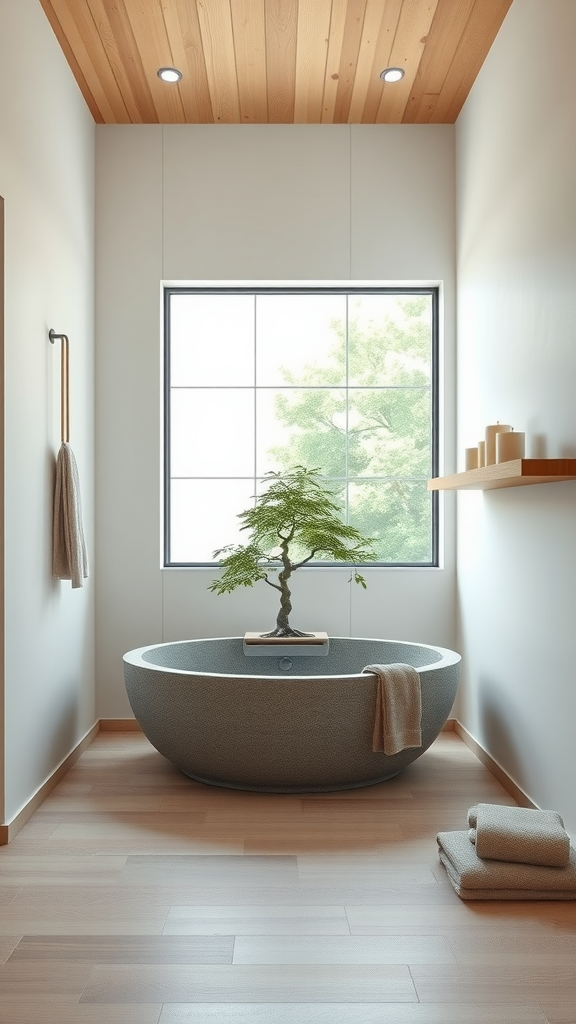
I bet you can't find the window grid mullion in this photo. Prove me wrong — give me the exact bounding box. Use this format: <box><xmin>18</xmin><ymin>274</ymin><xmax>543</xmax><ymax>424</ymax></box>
<box><xmin>345</xmin><ymin>293</ymin><xmax>350</xmax><ymax>525</ymax></box>
<box><xmin>253</xmin><ymin>293</ymin><xmax>257</xmax><ymax>503</ymax></box>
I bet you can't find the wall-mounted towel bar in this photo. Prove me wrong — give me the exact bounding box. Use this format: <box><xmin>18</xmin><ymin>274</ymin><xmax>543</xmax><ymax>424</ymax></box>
<box><xmin>49</xmin><ymin>329</ymin><xmax>69</xmax><ymax>443</ymax></box>
<box><xmin>49</xmin><ymin>328</ymin><xmax>89</xmax><ymax>587</ymax></box>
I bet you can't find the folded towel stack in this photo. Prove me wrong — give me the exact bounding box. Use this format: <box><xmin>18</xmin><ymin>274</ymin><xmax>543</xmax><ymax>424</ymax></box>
<box><xmin>437</xmin><ymin>802</ymin><xmax>576</xmax><ymax>901</ymax></box>
<box><xmin>469</xmin><ymin>802</ymin><xmax>571</xmax><ymax>866</ymax></box>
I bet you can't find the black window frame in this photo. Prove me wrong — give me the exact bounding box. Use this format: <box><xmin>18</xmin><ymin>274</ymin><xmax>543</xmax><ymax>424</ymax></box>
<box><xmin>163</xmin><ymin>285</ymin><xmax>439</xmax><ymax>568</ymax></box>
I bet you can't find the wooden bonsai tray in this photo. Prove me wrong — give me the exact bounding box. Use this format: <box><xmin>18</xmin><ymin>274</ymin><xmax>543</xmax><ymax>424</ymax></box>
<box><xmin>244</xmin><ymin>631</ymin><xmax>328</xmax><ymax>645</ymax></box>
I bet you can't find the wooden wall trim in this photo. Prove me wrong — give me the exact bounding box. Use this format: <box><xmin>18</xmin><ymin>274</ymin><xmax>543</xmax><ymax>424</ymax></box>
<box><xmin>454</xmin><ymin>720</ymin><xmax>537</xmax><ymax>809</ymax></box>
<box><xmin>0</xmin><ymin>720</ymin><xmax>142</xmax><ymax>844</ymax></box>
<box><xmin>102</xmin><ymin>720</ymin><xmax>452</xmax><ymax>735</ymax></box>
<box><xmin>0</xmin><ymin>716</ymin><xmax>535</xmax><ymax>845</ymax></box>
<box><xmin>0</xmin><ymin>721</ymin><xmax>99</xmax><ymax>845</ymax></box>
<box><xmin>0</xmin><ymin>196</ymin><xmax>5</xmax><ymax>830</ymax></box>
<box><xmin>99</xmin><ymin>719</ymin><xmax>142</xmax><ymax>731</ymax></box>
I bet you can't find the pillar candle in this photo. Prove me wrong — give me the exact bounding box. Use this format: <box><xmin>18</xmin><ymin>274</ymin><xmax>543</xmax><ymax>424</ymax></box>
<box><xmin>465</xmin><ymin>447</ymin><xmax>478</xmax><ymax>470</ymax></box>
<box><xmin>485</xmin><ymin>422</ymin><xmax>512</xmax><ymax>465</ymax></box>
<box><xmin>477</xmin><ymin>441</ymin><xmax>486</xmax><ymax>467</ymax></box>
<box><xmin>496</xmin><ymin>430</ymin><xmax>525</xmax><ymax>463</ymax></box>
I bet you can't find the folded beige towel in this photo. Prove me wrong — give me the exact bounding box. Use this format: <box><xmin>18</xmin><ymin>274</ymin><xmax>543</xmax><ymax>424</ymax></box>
<box><xmin>467</xmin><ymin>803</ymin><xmax>570</xmax><ymax>867</ymax></box>
<box><xmin>53</xmin><ymin>442</ymin><xmax>89</xmax><ymax>589</ymax></box>
<box><xmin>362</xmin><ymin>663</ymin><xmax>421</xmax><ymax>755</ymax></box>
<box><xmin>437</xmin><ymin>830</ymin><xmax>576</xmax><ymax>901</ymax></box>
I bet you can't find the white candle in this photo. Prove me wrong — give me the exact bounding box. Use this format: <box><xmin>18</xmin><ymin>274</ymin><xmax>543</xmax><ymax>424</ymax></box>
<box><xmin>485</xmin><ymin>422</ymin><xmax>512</xmax><ymax>465</ymax></box>
<box><xmin>496</xmin><ymin>430</ymin><xmax>525</xmax><ymax>463</ymax></box>
<box><xmin>465</xmin><ymin>447</ymin><xmax>478</xmax><ymax>470</ymax></box>
<box><xmin>477</xmin><ymin>441</ymin><xmax>486</xmax><ymax>467</ymax></box>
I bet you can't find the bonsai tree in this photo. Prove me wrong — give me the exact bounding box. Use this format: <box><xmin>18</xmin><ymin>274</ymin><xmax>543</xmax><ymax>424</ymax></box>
<box><xmin>209</xmin><ymin>466</ymin><xmax>376</xmax><ymax>637</ymax></box>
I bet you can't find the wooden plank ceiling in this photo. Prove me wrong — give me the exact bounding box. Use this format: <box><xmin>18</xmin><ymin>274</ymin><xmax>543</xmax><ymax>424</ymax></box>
<box><xmin>38</xmin><ymin>0</ymin><xmax>514</xmax><ymax>125</ymax></box>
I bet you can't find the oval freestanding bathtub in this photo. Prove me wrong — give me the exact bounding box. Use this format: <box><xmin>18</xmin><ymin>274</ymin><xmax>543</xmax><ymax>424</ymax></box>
<box><xmin>123</xmin><ymin>637</ymin><xmax>460</xmax><ymax>793</ymax></box>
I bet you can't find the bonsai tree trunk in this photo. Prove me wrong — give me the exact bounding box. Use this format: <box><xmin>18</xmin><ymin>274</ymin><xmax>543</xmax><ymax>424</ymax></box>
<box><xmin>274</xmin><ymin>571</ymin><xmax>294</xmax><ymax>635</ymax></box>
<box><xmin>260</xmin><ymin>537</ymin><xmax>312</xmax><ymax>638</ymax></box>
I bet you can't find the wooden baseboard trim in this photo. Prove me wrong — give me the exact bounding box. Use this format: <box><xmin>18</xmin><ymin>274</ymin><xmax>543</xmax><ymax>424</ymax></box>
<box><xmin>103</xmin><ymin>719</ymin><xmax>451</xmax><ymax>735</ymax></box>
<box><xmin>0</xmin><ymin>721</ymin><xmax>100</xmax><ymax>845</ymax></box>
<box><xmin>99</xmin><ymin>719</ymin><xmax>142</xmax><ymax>731</ymax></box>
<box><xmin>104</xmin><ymin>719</ymin><xmax>451</xmax><ymax>734</ymax></box>
<box><xmin>454</xmin><ymin>720</ymin><xmax>537</xmax><ymax>809</ymax></box>
<box><xmin>0</xmin><ymin>716</ymin><xmax>533</xmax><ymax>845</ymax></box>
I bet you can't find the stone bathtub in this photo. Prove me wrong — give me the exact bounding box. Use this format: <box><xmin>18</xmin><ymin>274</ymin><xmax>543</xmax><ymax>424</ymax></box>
<box><xmin>123</xmin><ymin>637</ymin><xmax>460</xmax><ymax>793</ymax></box>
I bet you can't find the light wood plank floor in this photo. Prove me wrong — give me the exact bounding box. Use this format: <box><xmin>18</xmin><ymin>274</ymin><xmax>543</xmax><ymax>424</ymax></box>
<box><xmin>1</xmin><ymin>731</ymin><xmax>575</xmax><ymax>1023</ymax></box>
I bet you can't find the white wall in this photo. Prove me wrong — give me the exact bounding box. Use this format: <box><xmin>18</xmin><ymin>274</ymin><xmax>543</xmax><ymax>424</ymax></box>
<box><xmin>0</xmin><ymin>0</ymin><xmax>95</xmax><ymax>822</ymax></box>
<box><xmin>95</xmin><ymin>123</ymin><xmax>457</xmax><ymax>717</ymax></box>
<box><xmin>456</xmin><ymin>0</ymin><xmax>576</xmax><ymax>833</ymax></box>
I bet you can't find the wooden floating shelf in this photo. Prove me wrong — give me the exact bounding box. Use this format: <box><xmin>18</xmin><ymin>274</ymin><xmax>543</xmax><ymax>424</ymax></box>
<box><xmin>428</xmin><ymin>459</ymin><xmax>576</xmax><ymax>491</ymax></box>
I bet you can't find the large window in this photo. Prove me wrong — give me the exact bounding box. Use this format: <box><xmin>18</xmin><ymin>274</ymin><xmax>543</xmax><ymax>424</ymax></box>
<box><xmin>164</xmin><ymin>286</ymin><xmax>439</xmax><ymax>567</ymax></box>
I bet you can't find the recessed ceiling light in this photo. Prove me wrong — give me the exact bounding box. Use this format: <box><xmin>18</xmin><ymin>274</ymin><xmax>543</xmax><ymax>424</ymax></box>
<box><xmin>157</xmin><ymin>67</ymin><xmax>182</xmax><ymax>83</ymax></box>
<box><xmin>380</xmin><ymin>67</ymin><xmax>405</xmax><ymax>83</ymax></box>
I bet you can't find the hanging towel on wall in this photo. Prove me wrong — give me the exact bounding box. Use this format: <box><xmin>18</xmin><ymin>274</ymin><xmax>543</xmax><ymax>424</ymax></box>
<box><xmin>52</xmin><ymin>441</ymin><xmax>89</xmax><ymax>589</ymax></box>
<box><xmin>362</xmin><ymin>663</ymin><xmax>422</xmax><ymax>755</ymax></box>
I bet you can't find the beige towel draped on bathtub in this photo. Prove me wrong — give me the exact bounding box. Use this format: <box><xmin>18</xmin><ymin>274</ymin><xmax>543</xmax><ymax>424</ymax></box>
<box><xmin>362</xmin><ymin>662</ymin><xmax>422</xmax><ymax>755</ymax></box>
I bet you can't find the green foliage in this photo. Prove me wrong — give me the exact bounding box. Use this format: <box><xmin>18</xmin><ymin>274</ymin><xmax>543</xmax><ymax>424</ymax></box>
<box><xmin>209</xmin><ymin>543</ymin><xmax>269</xmax><ymax>594</ymax></box>
<box><xmin>209</xmin><ymin>467</ymin><xmax>376</xmax><ymax>633</ymax></box>
<box><xmin>210</xmin><ymin>466</ymin><xmax>375</xmax><ymax>594</ymax></box>
<box><xmin>267</xmin><ymin>296</ymin><xmax>433</xmax><ymax>563</ymax></box>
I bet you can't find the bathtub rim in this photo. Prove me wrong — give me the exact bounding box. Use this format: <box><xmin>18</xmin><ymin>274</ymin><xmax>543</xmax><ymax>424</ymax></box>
<box><xmin>123</xmin><ymin>635</ymin><xmax>461</xmax><ymax>680</ymax></box>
